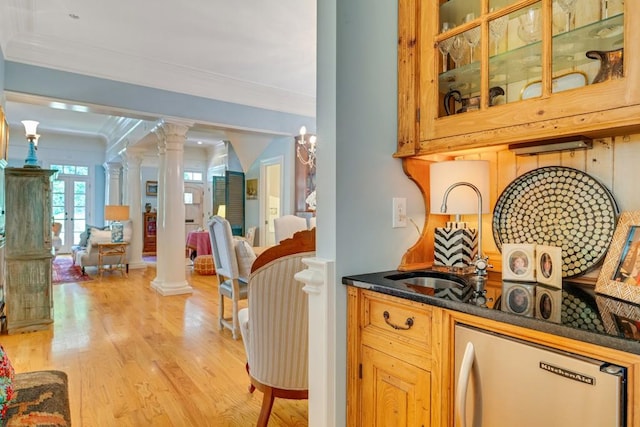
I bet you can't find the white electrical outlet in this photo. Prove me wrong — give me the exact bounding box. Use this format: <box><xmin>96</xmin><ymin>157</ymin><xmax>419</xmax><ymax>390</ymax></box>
<box><xmin>392</xmin><ymin>197</ymin><xmax>407</xmax><ymax>228</ymax></box>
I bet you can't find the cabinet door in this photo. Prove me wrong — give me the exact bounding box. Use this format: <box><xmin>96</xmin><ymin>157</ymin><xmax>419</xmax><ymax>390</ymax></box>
<box><xmin>361</xmin><ymin>345</ymin><xmax>431</xmax><ymax>427</ymax></box>
<box><xmin>398</xmin><ymin>0</ymin><xmax>638</xmax><ymax>155</ymax></box>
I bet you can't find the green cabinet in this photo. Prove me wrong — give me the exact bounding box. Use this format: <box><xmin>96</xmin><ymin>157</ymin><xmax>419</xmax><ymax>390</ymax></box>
<box><xmin>5</xmin><ymin>167</ymin><xmax>56</xmax><ymax>334</ymax></box>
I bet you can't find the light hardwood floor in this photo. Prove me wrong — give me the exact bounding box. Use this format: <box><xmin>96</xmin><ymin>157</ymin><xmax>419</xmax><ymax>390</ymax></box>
<box><xmin>1</xmin><ymin>260</ymin><xmax>308</xmax><ymax>426</ymax></box>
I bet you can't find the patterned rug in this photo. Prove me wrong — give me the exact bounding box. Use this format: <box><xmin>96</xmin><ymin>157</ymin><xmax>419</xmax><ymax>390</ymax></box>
<box><xmin>52</xmin><ymin>256</ymin><xmax>92</xmax><ymax>284</ymax></box>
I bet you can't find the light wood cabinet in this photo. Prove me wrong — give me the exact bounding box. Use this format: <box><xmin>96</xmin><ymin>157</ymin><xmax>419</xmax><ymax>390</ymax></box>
<box><xmin>143</xmin><ymin>212</ymin><xmax>156</xmax><ymax>254</ymax></box>
<box><xmin>347</xmin><ymin>287</ymin><xmax>444</xmax><ymax>426</ymax></box>
<box><xmin>397</xmin><ymin>0</ymin><xmax>639</xmax><ymax>156</ymax></box>
<box><xmin>4</xmin><ymin>167</ymin><xmax>55</xmax><ymax>334</ymax></box>
<box><xmin>348</xmin><ymin>286</ymin><xmax>640</xmax><ymax>426</ymax></box>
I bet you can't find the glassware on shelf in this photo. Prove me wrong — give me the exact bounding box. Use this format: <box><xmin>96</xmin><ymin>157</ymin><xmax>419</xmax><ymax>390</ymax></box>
<box><xmin>557</xmin><ymin>0</ymin><xmax>578</xmax><ymax>32</ymax></box>
<box><xmin>518</xmin><ymin>8</ymin><xmax>542</xmax><ymax>44</ymax></box>
<box><xmin>449</xmin><ymin>35</ymin><xmax>467</xmax><ymax>69</ymax></box>
<box><xmin>489</xmin><ymin>14</ymin><xmax>509</xmax><ymax>56</ymax></box>
<box><xmin>602</xmin><ymin>0</ymin><xmax>624</xmax><ymax>19</ymax></box>
<box><xmin>438</xmin><ymin>23</ymin><xmax>454</xmax><ymax>73</ymax></box>
<box><xmin>463</xmin><ymin>13</ymin><xmax>481</xmax><ymax>62</ymax></box>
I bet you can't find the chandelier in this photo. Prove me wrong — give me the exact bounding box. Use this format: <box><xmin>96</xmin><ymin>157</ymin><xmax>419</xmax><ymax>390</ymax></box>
<box><xmin>296</xmin><ymin>126</ymin><xmax>317</xmax><ymax>169</ymax></box>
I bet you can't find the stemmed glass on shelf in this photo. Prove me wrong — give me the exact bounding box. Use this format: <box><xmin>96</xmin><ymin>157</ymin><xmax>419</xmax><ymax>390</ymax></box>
<box><xmin>449</xmin><ymin>35</ymin><xmax>467</xmax><ymax>69</ymax></box>
<box><xmin>489</xmin><ymin>14</ymin><xmax>509</xmax><ymax>56</ymax></box>
<box><xmin>438</xmin><ymin>22</ymin><xmax>454</xmax><ymax>73</ymax></box>
<box><xmin>462</xmin><ymin>13</ymin><xmax>481</xmax><ymax>62</ymax></box>
<box><xmin>557</xmin><ymin>0</ymin><xmax>577</xmax><ymax>32</ymax></box>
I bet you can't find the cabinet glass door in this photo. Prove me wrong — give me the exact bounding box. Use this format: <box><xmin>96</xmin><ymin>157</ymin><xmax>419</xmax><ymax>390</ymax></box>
<box><xmin>437</xmin><ymin>0</ymin><xmax>625</xmax><ymax>114</ymax></box>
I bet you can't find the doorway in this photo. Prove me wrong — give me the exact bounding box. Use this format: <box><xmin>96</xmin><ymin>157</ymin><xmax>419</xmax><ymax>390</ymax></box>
<box><xmin>184</xmin><ymin>182</ymin><xmax>204</xmax><ymax>239</ymax></box>
<box><xmin>259</xmin><ymin>156</ymin><xmax>283</xmax><ymax>246</ymax></box>
<box><xmin>50</xmin><ymin>164</ymin><xmax>91</xmax><ymax>254</ymax></box>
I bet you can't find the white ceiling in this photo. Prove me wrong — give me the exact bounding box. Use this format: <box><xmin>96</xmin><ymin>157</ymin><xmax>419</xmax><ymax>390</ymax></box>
<box><xmin>0</xmin><ymin>0</ymin><xmax>316</xmax><ymax>148</ymax></box>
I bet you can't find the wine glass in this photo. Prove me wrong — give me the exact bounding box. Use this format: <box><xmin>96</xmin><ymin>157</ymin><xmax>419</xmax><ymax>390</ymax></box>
<box><xmin>449</xmin><ymin>35</ymin><xmax>466</xmax><ymax>69</ymax></box>
<box><xmin>489</xmin><ymin>15</ymin><xmax>509</xmax><ymax>56</ymax></box>
<box><xmin>557</xmin><ymin>0</ymin><xmax>577</xmax><ymax>32</ymax></box>
<box><xmin>518</xmin><ymin>8</ymin><xmax>542</xmax><ymax>44</ymax></box>
<box><xmin>462</xmin><ymin>13</ymin><xmax>480</xmax><ymax>62</ymax></box>
<box><xmin>438</xmin><ymin>23</ymin><xmax>454</xmax><ymax>72</ymax></box>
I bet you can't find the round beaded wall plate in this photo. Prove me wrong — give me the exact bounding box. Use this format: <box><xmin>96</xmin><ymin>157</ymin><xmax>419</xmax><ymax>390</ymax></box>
<box><xmin>492</xmin><ymin>166</ymin><xmax>618</xmax><ymax>279</ymax></box>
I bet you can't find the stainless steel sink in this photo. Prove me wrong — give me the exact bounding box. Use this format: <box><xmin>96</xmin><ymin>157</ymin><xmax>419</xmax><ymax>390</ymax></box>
<box><xmin>385</xmin><ymin>271</ymin><xmax>467</xmax><ymax>289</ymax></box>
<box><xmin>399</xmin><ymin>276</ymin><xmax>465</xmax><ymax>289</ymax></box>
<box><xmin>385</xmin><ymin>270</ymin><xmax>474</xmax><ymax>302</ymax></box>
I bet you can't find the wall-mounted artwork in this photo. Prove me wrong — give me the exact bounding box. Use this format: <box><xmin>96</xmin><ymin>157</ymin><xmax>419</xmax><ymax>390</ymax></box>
<box><xmin>295</xmin><ymin>132</ymin><xmax>316</xmax><ymax>212</ymax></box>
<box><xmin>146</xmin><ymin>180</ymin><xmax>158</xmax><ymax>196</ymax></box>
<box><xmin>246</xmin><ymin>178</ymin><xmax>258</xmax><ymax>200</ymax></box>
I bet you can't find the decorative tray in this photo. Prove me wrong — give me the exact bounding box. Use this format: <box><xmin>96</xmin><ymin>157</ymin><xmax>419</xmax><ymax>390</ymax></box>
<box><xmin>492</xmin><ymin>166</ymin><xmax>618</xmax><ymax>278</ymax></box>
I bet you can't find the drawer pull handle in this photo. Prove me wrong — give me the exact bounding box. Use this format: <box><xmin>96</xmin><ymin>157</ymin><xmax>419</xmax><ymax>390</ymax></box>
<box><xmin>383</xmin><ymin>311</ymin><xmax>414</xmax><ymax>330</ymax></box>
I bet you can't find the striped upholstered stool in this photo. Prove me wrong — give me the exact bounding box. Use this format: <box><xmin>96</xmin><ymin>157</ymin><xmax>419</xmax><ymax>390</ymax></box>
<box><xmin>193</xmin><ymin>255</ymin><xmax>216</xmax><ymax>275</ymax></box>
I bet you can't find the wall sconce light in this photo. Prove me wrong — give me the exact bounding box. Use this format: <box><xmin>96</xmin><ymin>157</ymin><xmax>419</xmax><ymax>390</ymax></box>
<box><xmin>21</xmin><ymin>120</ymin><xmax>41</xmax><ymax>168</ymax></box>
<box><xmin>430</xmin><ymin>160</ymin><xmax>490</xmax><ymax>271</ymax></box>
<box><xmin>105</xmin><ymin>205</ymin><xmax>130</xmax><ymax>242</ymax></box>
<box><xmin>296</xmin><ymin>126</ymin><xmax>317</xmax><ymax>169</ymax></box>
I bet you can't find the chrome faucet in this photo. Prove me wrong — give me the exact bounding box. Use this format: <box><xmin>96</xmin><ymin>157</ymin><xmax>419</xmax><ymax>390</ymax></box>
<box><xmin>440</xmin><ymin>181</ymin><xmax>491</xmax><ymax>305</ymax></box>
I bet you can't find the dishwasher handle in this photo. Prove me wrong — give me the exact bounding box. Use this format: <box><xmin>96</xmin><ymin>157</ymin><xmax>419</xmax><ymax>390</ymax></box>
<box><xmin>456</xmin><ymin>341</ymin><xmax>475</xmax><ymax>427</ymax></box>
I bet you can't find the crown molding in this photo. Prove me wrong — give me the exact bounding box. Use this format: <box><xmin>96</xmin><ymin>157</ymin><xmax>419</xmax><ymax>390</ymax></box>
<box><xmin>5</xmin><ymin>34</ymin><xmax>316</xmax><ymax>118</ymax></box>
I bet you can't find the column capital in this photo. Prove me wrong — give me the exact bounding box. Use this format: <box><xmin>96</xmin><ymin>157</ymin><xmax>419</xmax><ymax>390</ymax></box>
<box><xmin>153</xmin><ymin>118</ymin><xmax>193</xmax><ymax>140</ymax></box>
<box><xmin>103</xmin><ymin>161</ymin><xmax>122</xmax><ymax>175</ymax></box>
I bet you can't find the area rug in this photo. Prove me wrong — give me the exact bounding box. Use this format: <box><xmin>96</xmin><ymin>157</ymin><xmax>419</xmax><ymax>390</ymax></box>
<box><xmin>52</xmin><ymin>256</ymin><xmax>92</xmax><ymax>284</ymax></box>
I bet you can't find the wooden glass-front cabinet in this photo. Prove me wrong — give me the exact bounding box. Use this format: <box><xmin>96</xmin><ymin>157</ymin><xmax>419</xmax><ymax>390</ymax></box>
<box><xmin>397</xmin><ymin>0</ymin><xmax>637</xmax><ymax>156</ymax></box>
<box><xmin>143</xmin><ymin>212</ymin><xmax>156</xmax><ymax>254</ymax></box>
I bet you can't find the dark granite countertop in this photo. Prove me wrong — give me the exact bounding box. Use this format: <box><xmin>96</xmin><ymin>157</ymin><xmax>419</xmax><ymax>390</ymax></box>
<box><xmin>342</xmin><ymin>269</ymin><xmax>640</xmax><ymax>356</ymax></box>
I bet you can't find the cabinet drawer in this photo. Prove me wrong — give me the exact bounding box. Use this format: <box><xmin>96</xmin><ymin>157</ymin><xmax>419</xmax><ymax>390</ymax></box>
<box><xmin>361</xmin><ymin>290</ymin><xmax>432</xmax><ymax>366</ymax></box>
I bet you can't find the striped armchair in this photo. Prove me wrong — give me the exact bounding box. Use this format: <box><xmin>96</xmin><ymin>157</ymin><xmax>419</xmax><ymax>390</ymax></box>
<box><xmin>238</xmin><ymin>229</ymin><xmax>315</xmax><ymax>427</ymax></box>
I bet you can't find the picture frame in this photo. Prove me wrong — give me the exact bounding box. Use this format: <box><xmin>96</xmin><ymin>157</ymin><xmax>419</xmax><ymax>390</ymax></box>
<box><xmin>536</xmin><ymin>245</ymin><xmax>562</xmax><ymax>288</ymax></box>
<box><xmin>502</xmin><ymin>243</ymin><xmax>536</xmax><ymax>282</ymax></box>
<box><xmin>535</xmin><ymin>285</ymin><xmax>562</xmax><ymax>323</ymax></box>
<box><xmin>595</xmin><ymin>294</ymin><xmax>640</xmax><ymax>338</ymax></box>
<box><xmin>596</xmin><ymin>211</ymin><xmax>640</xmax><ymax>304</ymax></box>
<box><xmin>501</xmin><ymin>281</ymin><xmax>535</xmax><ymax>317</ymax></box>
<box><xmin>246</xmin><ymin>178</ymin><xmax>258</xmax><ymax>200</ymax></box>
<box><xmin>146</xmin><ymin>180</ymin><xmax>158</xmax><ymax>197</ymax></box>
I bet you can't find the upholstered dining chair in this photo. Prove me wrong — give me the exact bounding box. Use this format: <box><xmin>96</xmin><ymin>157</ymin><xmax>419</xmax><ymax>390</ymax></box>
<box><xmin>244</xmin><ymin>226</ymin><xmax>257</xmax><ymax>246</ymax></box>
<box><xmin>273</xmin><ymin>214</ymin><xmax>308</xmax><ymax>243</ymax></box>
<box><xmin>208</xmin><ymin>215</ymin><xmax>254</xmax><ymax>339</ymax></box>
<box><xmin>238</xmin><ymin>229</ymin><xmax>315</xmax><ymax>427</ymax></box>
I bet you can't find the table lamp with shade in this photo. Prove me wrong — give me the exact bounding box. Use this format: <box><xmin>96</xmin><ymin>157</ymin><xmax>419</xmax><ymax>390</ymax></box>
<box><xmin>429</xmin><ymin>160</ymin><xmax>490</xmax><ymax>271</ymax></box>
<box><xmin>21</xmin><ymin>120</ymin><xmax>41</xmax><ymax>168</ymax></box>
<box><xmin>216</xmin><ymin>205</ymin><xmax>226</xmax><ymax>218</ymax></box>
<box><xmin>105</xmin><ymin>205</ymin><xmax>130</xmax><ymax>243</ymax></box>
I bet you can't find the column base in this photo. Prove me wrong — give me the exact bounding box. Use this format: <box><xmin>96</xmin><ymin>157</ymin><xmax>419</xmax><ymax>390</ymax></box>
<box><xmin>151</xmin><ymin>279</ymin><xmax>193</xmax><ymax>296</ymax></box>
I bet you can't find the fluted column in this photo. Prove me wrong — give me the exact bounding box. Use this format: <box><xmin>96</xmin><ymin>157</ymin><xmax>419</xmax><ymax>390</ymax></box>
<box><xmin>104</xmin><ymin>162</ymin><xmax>122</xmax><ymax>205</ymax></box>
<box><xmin>151</xmin><ymin>120</ymin><xmax>193</xmax><ymax>296</ymax></box>
<box><xmin>122</xmin><ymin>149</ymin><xmax>146</xmax><ymax>270</ymax></box>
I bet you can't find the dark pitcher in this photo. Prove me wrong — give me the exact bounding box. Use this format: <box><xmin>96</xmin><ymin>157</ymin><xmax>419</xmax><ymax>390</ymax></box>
<box><xmin>444</xmin><ymin>86</ymin><xmax>505</xmax><ymax>115</ymax></box>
